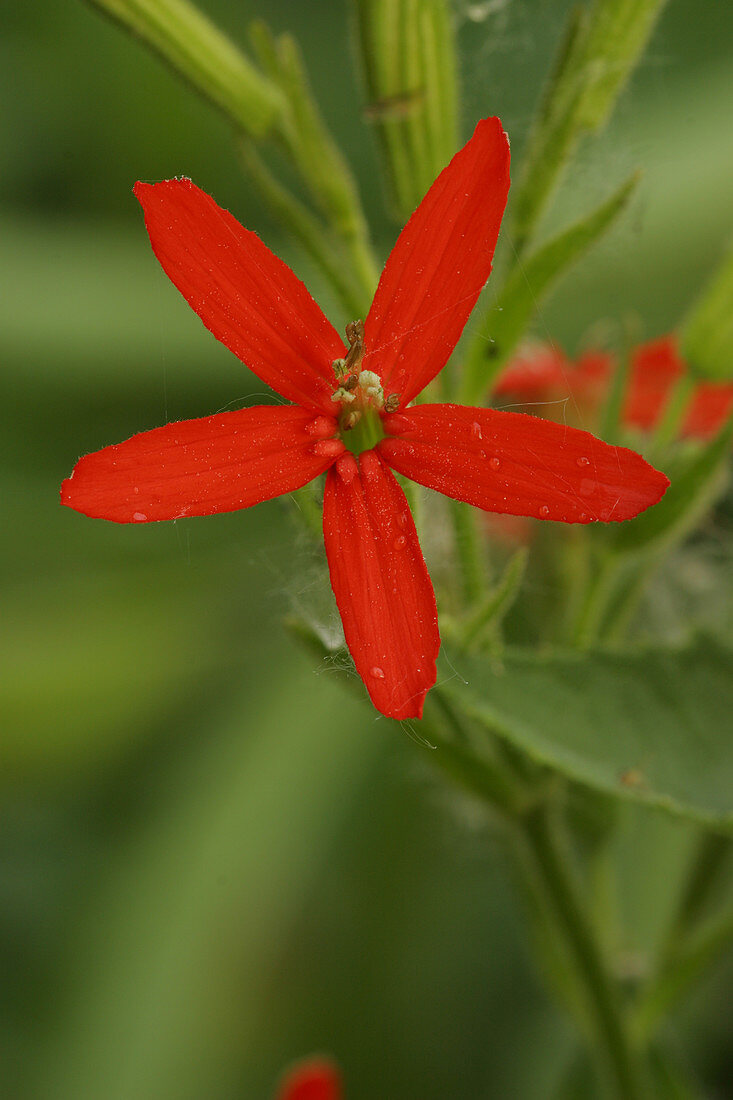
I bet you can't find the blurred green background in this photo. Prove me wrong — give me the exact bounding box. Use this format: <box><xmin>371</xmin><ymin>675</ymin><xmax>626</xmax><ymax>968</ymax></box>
<box><xmin>3</xmin><ymin>2</ymin><xmax>733</xmax><ymax>1097</ymax></box>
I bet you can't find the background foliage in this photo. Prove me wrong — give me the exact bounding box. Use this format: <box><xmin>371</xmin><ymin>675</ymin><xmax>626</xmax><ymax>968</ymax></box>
<box><xmin>3</xmin><ymin>1</ymin><xmax>733</xmax><ymax>1097</ymax></box>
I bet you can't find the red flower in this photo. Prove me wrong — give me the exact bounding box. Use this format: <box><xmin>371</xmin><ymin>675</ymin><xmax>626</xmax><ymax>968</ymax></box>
<box><xmin>61</xmin><ymin>118</ymin><xmax>669</xmax><ymax>720</ymax></box>
<box><xmin>274</xmin><ymin>1057</ymin><xmax>341</xmax><ymax>1100</ymax></box>
<box><xmin>496</xmin><ymin>336</ymin><xmax>733</xmax><ymax>438</ymax></box>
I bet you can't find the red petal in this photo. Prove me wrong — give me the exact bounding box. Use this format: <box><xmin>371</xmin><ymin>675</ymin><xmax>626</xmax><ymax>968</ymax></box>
<box><xmin>134</xmin><ymin>179</ymin><xmax>344</xmax><ymax>412</ymax></box>
<box><xmin>624</xmin><ymin>336</ymin><xmax>683</xmax><ymax>430</ymax></box>
<box><xmin>492</xmin><ymin>344</ymin><xmax>570</xmax><ymax>398</ymax></box>
<box><xmin>61</xmin><ymin>406</ymin><xmax>340</xmax><ymax>523</ymax></box>
<box><xmin>323</xmin><ymin>451</ymin><xmax>439</xmax><ymax>719</ymax></box>
<box><xmin>363</xmin><ymin>118</ymin><xmax>510</xmax><ymax>406</ymax></box>
<box><xmin>378</xmin><ymin>404</ymin><xmax>669</xmax><ymax>523</ymax></box>
<box><xmin>683</xmin><ymin>383</ymin><xmax>733</xmax><ymax>437</ymax></box>
<box><xmin>275</xmin><ymin>1058</ymin><xmax>341</xmax><ymax>1100</ymax></box>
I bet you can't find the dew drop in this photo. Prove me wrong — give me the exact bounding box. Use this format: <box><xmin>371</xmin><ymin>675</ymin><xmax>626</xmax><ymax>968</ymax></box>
<box><xmin>489</xmin><ymin>455</ymin><xmax>501</xmax><ymax>470</ymax></box>
<box><xmin>394</xmin><ymin>535</ymin><xmax>406</xmax><ymax>550</ymax></box>
<box><xmin>579</xmin><ymin>512</ymin><xmax>588</xmax><ymax>522</ymax></box>
<box><xmin>133</xmin><ymin>486</ymin><xmax>139</xmax><ymax>494</ymax></box>
<box><xmin>370</xmin><ymin>666</ymin><xmax>385</xmax><ymax>679</ymax></box>
<box><xmin>133</xmin><ymin>511</ymin><xmax>148</xmax><ymax>522</ymax></box>
<box><xmin>398</xmin><ymin>512</ymin><xmax>410</xmax><ymax>528</ymax></box>
<box><xmin>576</xmin><ymin>455</ymin><xmax>590</xmax><ymax>467</ymax></box>
<box><xmin>539</xmin><ymin>505</ymin><xmax>550</xmax><ymax>518</ymax></box>
<box><xmin>471</xmin><ymin>421</ymin><xmax>483</xmax><ymax>440</ymax></box>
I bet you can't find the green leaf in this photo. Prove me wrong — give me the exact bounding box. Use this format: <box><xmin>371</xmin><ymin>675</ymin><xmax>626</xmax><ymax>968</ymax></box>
<box><xmin>513</xmin><ymin>0</ymin><xmax>668</xmax><ymax>251</ymax></box>
<box><xmin>84</xmin><ymin>0</ymin><xmax>285</xmax><ymax>139</ymax></box>
<box><xmin>680</xmin><ymin>243</ymin><xmax>733</xmax><ymax>380</ymax></box>
<box><xmin>608</xmin><ymin>415</ymin><xmax>733</xmax><ymax>556</ymax></box>
<box><xmin>461</xmin><ymin>173</ymin><xmax>638</xmax><ymax>403</ymax></box>
<box><xmin>354</xmin><ymin>0</ymin><xmax>458</xmax><ymax>221</ymax></box>
<box><xmin>441</xmin><ymin>635</ymin><xmax>733</xmax><ymax>828</ymax></box>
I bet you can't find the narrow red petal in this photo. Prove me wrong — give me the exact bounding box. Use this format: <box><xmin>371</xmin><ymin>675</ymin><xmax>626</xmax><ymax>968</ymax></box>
<box><xmin>275</xmin><ymin>1058</ymin><xmax>341</xmax><ymax>1100</ymax></box>
<box><xmin>323</xmin><ymin>451</ymin><xmax>439</xmax><ymax>720</ymax></box>
<box><xmin>61</xmin><ymin>406</ymin><xmax>340</xmax><ymax>523</ymax></box>
<box><xmin>363</xmin><ymin>118</ymin><xmax>510</xmax><ymax>406</ymax></box>
<box><xmin>378</xmin><ymin>404</ymin><xmax>669</xmax><ymax>523</ymax></box>
<box><xmin>683</xmin><ymin>383</ymin><xmax>733</xmax><ymax>437</ymax></box>
<box><xmin>624</xmin><ymin>335</ymin><xmax>683</xmax><ymax>430</ymax></box>
<box><xmin>492</xmin><ymin>344</ymin><xmax>570</xmax><ymax>398</ymax></box>
<box><xmin>134</xmin><ymin>179</ymin><xmax>344</xmax><ymax>412</ymax></box>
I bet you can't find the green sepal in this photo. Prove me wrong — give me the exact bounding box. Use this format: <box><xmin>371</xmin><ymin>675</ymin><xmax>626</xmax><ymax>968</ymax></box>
<box><xmin>680</xmin><ymin>242</ymin><xmax>733</xmax><ymax>381</ymax></box>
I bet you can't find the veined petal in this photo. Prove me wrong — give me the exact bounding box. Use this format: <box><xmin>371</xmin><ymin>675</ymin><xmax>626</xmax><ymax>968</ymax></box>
<box><xmin>323</xmin><ymin>451</ymin><xmax>439</xmax><ymax>720</ymax></box>
<box><xmin>275</xmin><ymin>1058</ymin><xmax>341</xmax><ymax>1100</ymax></box>
<box><xmin>363</xmin><ymin>117</ymin><xmax>510</xmax><ymax>407</ymax></box>
<box><xmin>379</xmin><ymin>404</ymin><xmax>669</xmax><ymax>523</ymax></box>
<box><xmin>135</xmin><ymin>179</ymin><xmax>345</xmax><ymax>412</ymax></box>
<box><xmin>61</xmin><ymin>405</ymin><xmax>340</xmax><ymax>523</ymax></box>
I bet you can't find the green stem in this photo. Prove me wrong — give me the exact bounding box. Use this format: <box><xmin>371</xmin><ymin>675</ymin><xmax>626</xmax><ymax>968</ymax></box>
<box><xmin>518</xmin><ymin>803</ymin><xmax>649</xmax><ymax>1100</ymax></box>
<box><xmin>569</xmin><ymin>553</ymin><xmax>620</xmax><ymax>647</ymax></box>
<box><xmin>238</xmin><ymin>142</ymin><xmax>369</xmax><ymax>318</ymax></box>
<box><xmin>649</xmin><ymin>375</ymin><xmax>695</xmax><ymax>457</ymax></box>
<box><xmin>85</xmin><ymin>0</ymin><xmax>285</xmax><ymax>138</ymax></box>
<box><xmin>633</xmin><ymin>906</ymin><xmax>733</xmax><ymax>1042</ymax></box>
<box><xmin>449</xmin><ymin>500</ymin><xmax>488</xmax><ymax>607</ymax></box>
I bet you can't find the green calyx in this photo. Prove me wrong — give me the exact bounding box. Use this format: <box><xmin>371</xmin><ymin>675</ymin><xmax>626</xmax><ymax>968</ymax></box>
<box><xmin>340</xmin><ymin>406</ymin><xmax>385</xmax><ymax>455</ymax></box>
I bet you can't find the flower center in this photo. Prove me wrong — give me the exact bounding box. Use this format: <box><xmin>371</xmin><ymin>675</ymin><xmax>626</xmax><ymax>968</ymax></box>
<box><xmin>331</xmin><ymin>321</ymin><xmax>400</xmax><ymax>455</ymax></box>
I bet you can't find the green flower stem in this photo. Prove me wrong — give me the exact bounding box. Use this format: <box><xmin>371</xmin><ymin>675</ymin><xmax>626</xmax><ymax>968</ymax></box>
<box><xmin>517</xmin><ymin>802</ymin><xmax>650</xmax><ymax>1100</ymax></box>
<box><xmin>569</xmin><ymin>551</ymin><xmax>622</xmax><ymax>647</ymax></box>
<box><xmin>449</xmin><ymin>499</ymin><xmax>488</xmax><ymax>607</ymax></box>
<box><xmin>238</xmin><ymin>142</ymin><xmax>370</xmax><ymax>318</ymax></box>
<box><xmin>425</xmin><ymin>694</ymin><xmax>530</xmax><ymax>819</ymax></box>
<box><xmin>249</xmin><ymin>22</ymin><xmax>379</xmax><ymax>307</ymax></box>
<box><xmin>631</xmin><ymin>833</ymin><xmax>733</xmax><ymax>1041</ymax></box>
<box><xmin>353</xmin><ymin>0</ymin><xmax>458</xmax><ymax>222</ymax></box>
<box><xmin>461</xmin><ymin>546</ymin><xmax>529</xmax><ymax>650</ymax></box>
<box><xmin>84</xmin><ymin>0</ymin><xmax>285</xmax><ymax>138</ymax></box>
<box><xmin>665</xmin><ymin>833</ymin><xmax>733</xmax><ymax>952</ymax></box>
<box><xmin>649</xmin><ymin>375</ymin><xmax>695</xmax><ymax>457</ymax></box>
<box><xmin>633</xmin><ymin>906</ymin><xmax>733</xmax><ymax>1043</ymax></box>
<box><xmin>598</xmin><ymin>344</ymin><xmax>633</xmax><ymax>444</ymax></box>
<box><xmin>289</xmin><ymin>483</ymin><xmax>323</xmax><ymax>540</ymax></box>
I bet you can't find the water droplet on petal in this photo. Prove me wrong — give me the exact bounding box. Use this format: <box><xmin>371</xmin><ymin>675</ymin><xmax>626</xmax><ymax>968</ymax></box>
<box><xmin>394</xmin><ymin>535</ymin><xmax>406</xmax><ymax>550</ymax></box>
<box><xmin>579</xmin><ymin>512</ymin><xmax>588</xmax><ymax>522</ymax></box>
<box><xmin>398</xmin><ymin>512</ymin><xmax>410</xmax><ymax>528</ymax></box>
<box><xmin>576</xmin><ymin>455</ymin><xmax>590</xmax><ymax>467</ymax></box>
<box><xmin>133</xmin><ymin>486</ymin><xmax>140</xmax><ymax>494</ymax></box>
<box><xmin>539</xmin><ymin>505</ymin><xmax>550</xmax><ymax>518</ymax></box>
<box><xmin>370</xmin><ymin>666</ymin><xmax>385</xmax><ymax>679</ymax></box>
<box><xmin>489</xmin><ymin>456</ymin><xmax>500</xmax><ymax>470</ymax></box>
<box><xmin>471</xmin><ymin>421</ymin><xmax>483</xmax><ymax>440</ymax></box>
<box><xmin>133</xmin><ymin>511</ymin><xmax>148</xmax><ymax>522</ymax></box>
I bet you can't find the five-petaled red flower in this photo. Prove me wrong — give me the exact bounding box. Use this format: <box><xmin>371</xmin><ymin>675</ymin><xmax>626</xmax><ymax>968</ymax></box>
<box><xmin>274</xmin><ymin>1057</ymin><xmax>341</xmax><ymax>1100</ymax></box>
<box><xmin>61</xmin><ymin>118</ymin><xmax>669</xmax><ymax>720</ymax></box>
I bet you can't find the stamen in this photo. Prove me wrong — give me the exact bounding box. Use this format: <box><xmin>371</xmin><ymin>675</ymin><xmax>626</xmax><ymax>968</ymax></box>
<box><xmin>384</xmin><ymin>394</ymin><xmax>401</xmax><ymax>413</ymax></box>
<box><xmin>357</xmin><ymin>371</ymin><xmax>385</xmax><ymax>407</ymax></box>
